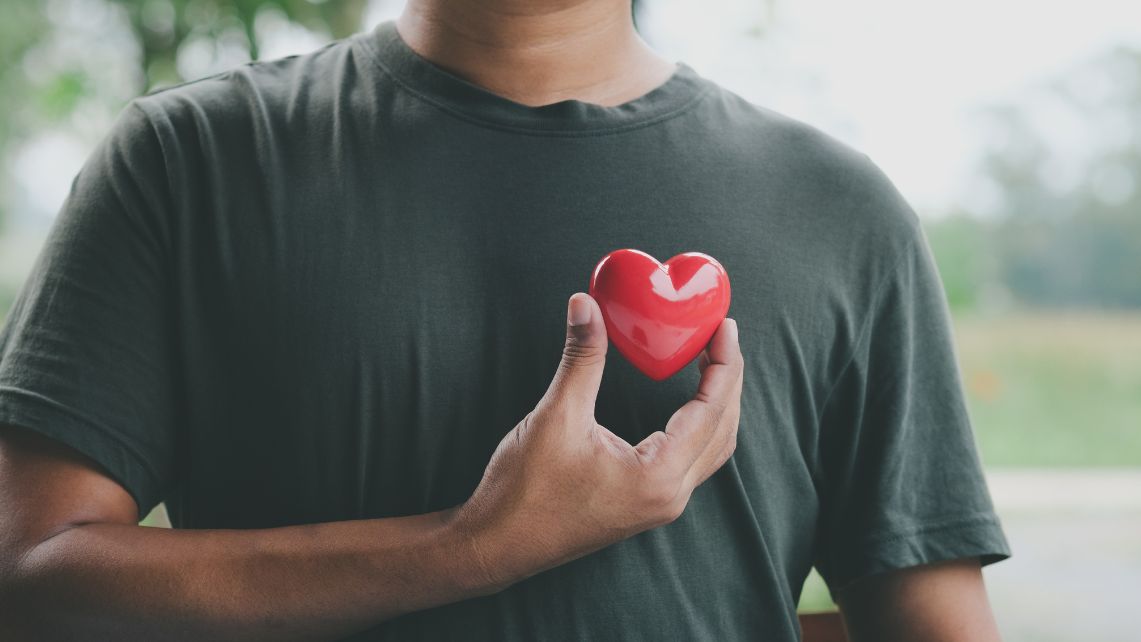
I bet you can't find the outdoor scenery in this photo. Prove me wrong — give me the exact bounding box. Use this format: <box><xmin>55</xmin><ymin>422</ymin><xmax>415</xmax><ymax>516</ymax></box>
<box><xmin>1</xmin><ymin>1</ymin><xmax>1138</xmax><ymax>640</ymax></box>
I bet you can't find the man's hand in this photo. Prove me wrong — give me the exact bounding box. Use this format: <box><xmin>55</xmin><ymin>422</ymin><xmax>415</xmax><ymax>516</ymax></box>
<box><xmin>451</xmin><ymin>292</ymin><xmax>744</xmax><ymax>590</ymax></box>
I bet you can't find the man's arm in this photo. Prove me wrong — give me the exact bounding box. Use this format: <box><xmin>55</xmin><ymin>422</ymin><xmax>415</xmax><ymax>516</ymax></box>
<box><xmin>0</xmin><ymin>294</ymin><xmax>744</xmax><ymax>640</ymax></box>
<box><xmin>835</xmin><ymin>557</ymin><xmax>1003</xmax><ymax>642</ymax></box>
<box><xmin>0</xmin><ymin>425</ymin><xmax>488</xmax><ymax>640</ymax></box>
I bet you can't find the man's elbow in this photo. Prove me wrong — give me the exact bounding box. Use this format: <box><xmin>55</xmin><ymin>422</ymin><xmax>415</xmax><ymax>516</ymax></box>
<box><xmin>0</xmin><ymin>426</ymin><xmax>143</xmax><ymax>632</ymax></box>
<box><xmin>0</xmin><ymin>523</ymin><xmax>90</xmax><ymax>635</ymax></box>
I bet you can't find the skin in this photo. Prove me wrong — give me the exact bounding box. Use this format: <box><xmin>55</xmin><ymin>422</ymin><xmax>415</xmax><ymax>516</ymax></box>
<box><xmin>837</xmin><ymin>557</ymin><xmax>1004</xmax><ymax>641</ymax></box>
<box><xmin>0</xmin><ymin>1</ymin><xmax>1004</xmax><ymax>638</ymax></box>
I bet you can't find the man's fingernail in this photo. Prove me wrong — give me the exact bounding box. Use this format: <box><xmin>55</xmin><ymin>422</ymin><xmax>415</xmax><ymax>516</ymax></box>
<box><xmin>568</xmin><ymin>294</ymin><xmax>592</xmax><ymax>326</ymax></box>
<box><xmin>727</xmin><ymin>318</ymin><xmax>738</xmax><ymax>342</ymax></box>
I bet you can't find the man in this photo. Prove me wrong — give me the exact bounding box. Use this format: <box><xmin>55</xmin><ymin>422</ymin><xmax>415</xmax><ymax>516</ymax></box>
<box><xmin>0</xmin><ymin>0</ymin><xmax>1010</xmax><ymax>639</ymax></box>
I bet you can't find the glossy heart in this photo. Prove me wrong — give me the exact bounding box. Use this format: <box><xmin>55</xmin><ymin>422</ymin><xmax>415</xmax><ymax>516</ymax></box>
<box><xmin>588</xmin><ymin>249</ymin><xmax>732</xmax><ymax>381</ymax></box>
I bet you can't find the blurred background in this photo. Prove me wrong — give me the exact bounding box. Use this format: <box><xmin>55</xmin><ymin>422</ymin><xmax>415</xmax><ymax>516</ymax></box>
<box><xmin>1</xmin><ymin>0</ymin><xmax>1138</xmax><ymax>639</ymax></box>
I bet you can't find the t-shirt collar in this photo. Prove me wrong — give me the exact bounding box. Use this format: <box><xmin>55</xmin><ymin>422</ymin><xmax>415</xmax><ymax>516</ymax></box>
<box><xmin>353</xmin><ymin>20</ymin><xmax>713</xmax><ymax>135</ymax></box>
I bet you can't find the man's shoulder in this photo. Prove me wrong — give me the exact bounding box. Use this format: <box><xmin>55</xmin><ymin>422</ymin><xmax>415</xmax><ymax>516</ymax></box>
<box><xmin>699</xmin><ymin>82</ymin><xmax>923</xmax><ymax>269</ymax></box>
<box><xmin>128</xmin><ymin>35</ymin><xmax>364</xmax><ymax>136</ymax></box>
<box><xmin>707</xmin><ymin>86</ymin><xmax>868</xmax><ymax>170</ymax></box>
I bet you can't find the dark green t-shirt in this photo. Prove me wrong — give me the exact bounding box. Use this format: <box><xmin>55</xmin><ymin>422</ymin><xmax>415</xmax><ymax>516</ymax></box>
<box><xmin>0</xmin><ymin>20</ymin><xmax>1010</xmax><ymax>640</ymax></box>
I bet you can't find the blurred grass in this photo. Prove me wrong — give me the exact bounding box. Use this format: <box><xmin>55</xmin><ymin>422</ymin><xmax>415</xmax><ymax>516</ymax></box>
<box><xmin>957</xmin><ymin>311</ymin><xmax>1141</xmax><ymax>467</ymax></box>
<box><xmin>798</xmin><ymin>569</ymin><xmax>835</xmax><ymax>612</ymax></box>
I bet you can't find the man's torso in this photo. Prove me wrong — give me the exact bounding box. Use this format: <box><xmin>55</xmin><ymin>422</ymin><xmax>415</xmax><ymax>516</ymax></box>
<box><xmin>133</xmin><ymin>21</ymin><xmax>916</xmax><ymax>640</ymax></box>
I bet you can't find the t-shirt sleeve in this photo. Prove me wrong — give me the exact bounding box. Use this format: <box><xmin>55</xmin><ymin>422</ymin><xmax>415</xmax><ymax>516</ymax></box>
<box><xmin>811</xmin><ymin>218</ymin><xmax>1012</xmax><ymax>596</ymax></box>
<box><xmin>0</xmin><ymin>99</ymin><xmax>178</xmax><ymax>518</ymax></box>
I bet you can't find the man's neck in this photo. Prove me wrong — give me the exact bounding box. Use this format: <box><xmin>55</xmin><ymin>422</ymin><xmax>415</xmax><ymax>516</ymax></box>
<box><xmin>395</xmin><ymin>0</ymin><xmax>677</xmax><ymax>107</ymax></box>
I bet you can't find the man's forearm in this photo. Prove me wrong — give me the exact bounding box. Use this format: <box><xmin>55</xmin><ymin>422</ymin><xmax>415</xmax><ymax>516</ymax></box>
<box><xmin>3</xmin><ymin>507</ymin><xmax>499</xmax><ymax>641</ymax></box>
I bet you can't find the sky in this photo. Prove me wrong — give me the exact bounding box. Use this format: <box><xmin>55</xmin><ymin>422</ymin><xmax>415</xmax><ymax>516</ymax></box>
<box><xmin>10</xmin><ymin>0</ymin><xmax>1141</xmax><ymax>231</ymax></box>
<box><xmin>640</xmin><ymin>0</ymin><xmax>1141</xmax><ymax>215</ymax></box>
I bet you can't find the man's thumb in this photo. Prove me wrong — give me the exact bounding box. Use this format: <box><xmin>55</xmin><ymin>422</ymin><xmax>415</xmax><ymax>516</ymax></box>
<box><xmin>544</xmin><ymin>292</ymin><xmax>609</xmax><ymax>411</ymax></box>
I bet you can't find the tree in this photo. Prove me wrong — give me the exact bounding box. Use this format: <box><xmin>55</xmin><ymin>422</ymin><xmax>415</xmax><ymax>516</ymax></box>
<box><xmin>0</xmin><ymin>1</ymin><xmax>52</xmax><ymax>231</ymax></box>
<box><xmin>111</xmin><ymin>0</ymin><xmax>369</xmax><ymax>91</ymax></box>
<box><xmin>0</xmin><ymin>0</ymin><xmax>370</xmax><ymax>232</ymax></box>
<box><xmin>975</xmin><ymin>46</ymin><xmax>1141</xmax><ymax>308</ymax></box>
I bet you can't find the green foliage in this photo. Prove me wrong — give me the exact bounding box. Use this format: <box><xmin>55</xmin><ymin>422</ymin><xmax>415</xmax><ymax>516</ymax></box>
<box><xmin>0</xmin><ymin>0</ymin><xmax>369</xmax><ymax>231</ymax></box>
<box><xmin>37</xmin><ymin>70</ymin><xmax>90</xmax><ymax>118</ymax></box>
<box><xmin>0</xmin><ymin>1</ymin><xmax>52</xmax><ymax>231</ymax></box>
<box><xmin>997</xmin><ymin>207</ymin><xmax>1141</xmax><ymax>308</ymax></box>
<box><xmin>923</xmin><ymin>215</ymin><xmax>995</xmax><ymax>312</ymax></box>
<box><xmin>797</xmin><ymin>568</ymin><xmax>834</xmax><ymax>612</ymax></box>
<box><xmin>968</xmin><ymin>46</ymin><xmax>1141</xmax><ymax>309</ymax></box>
<box><xmin>110</xmin><ymin>0</ymin><xmax>368</xmax><ymax>91</ymax></box>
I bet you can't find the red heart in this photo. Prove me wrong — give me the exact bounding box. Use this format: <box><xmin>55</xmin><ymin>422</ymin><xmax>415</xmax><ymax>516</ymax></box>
<box><xmin>588</xmin><ymin>249</ymin><xmax>732</xmax><ymax>381</ymax></box>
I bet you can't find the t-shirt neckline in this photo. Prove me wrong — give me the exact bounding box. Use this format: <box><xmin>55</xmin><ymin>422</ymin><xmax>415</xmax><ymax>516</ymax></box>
<box><xmin>353</xmin><ymin>20</ymin><xmax>714</xmax><ymax>135</ymax></box>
